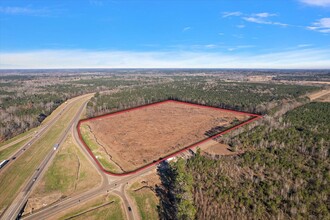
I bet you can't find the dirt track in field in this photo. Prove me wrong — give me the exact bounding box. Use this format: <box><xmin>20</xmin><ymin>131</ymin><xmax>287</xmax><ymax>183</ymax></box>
<box><xmin>83</xmin><ymin>101</ymin><xmax>250</xmax><ymax>172</ymax></box>
<box><xmin>308</xmin><ymin>89</ymin><xmax>330</xmax><ymax>102</ymax></box>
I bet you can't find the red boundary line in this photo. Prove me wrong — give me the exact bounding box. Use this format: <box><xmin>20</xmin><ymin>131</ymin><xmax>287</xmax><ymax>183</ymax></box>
<box><xmin>77</xmin><ymin>100</ymin><xmax>262</xmax><ymax>176</ymax></box>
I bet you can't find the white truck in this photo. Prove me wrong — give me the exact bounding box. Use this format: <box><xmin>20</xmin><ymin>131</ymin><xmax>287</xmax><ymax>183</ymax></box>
<box><xmin>0</xmin><ymin>160</ymin><xmax>9</xmax><ymax>169</ymax></box>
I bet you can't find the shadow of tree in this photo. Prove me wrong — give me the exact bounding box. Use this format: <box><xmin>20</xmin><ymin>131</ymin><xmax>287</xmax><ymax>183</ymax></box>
<box><xmin>155</xmin><ymin>161</ymin><xmax>178</xmax><ymax>220</ymax></box>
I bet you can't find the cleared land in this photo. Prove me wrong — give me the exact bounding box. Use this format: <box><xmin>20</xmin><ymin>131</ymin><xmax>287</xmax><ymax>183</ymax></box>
<box><xmin>81</xmin><ymin>100</ymin><xmax>250</xmax><ymax>173</ymax></box>
<box><xmin>308</xmin><ymin>89</ymin><xmax>330</xmax><ymax>101</ymax></box>
<box><xmin>199</xmin><ymin>140</ymin><xmax>239</xmax><ymax>156</ymax></box>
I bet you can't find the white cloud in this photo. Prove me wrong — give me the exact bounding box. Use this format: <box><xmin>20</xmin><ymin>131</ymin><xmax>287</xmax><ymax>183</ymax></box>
<box><xmin>297</xmin><ymin>44</ymin><xmax>313</xmax><ymax>47</ymax></box>
<box><xmin>205</xmin><ymin>44</ymin><xmax>217</xmax><ymax>49</ymax></box>
<box><xmin>222</xmin><ymin>11</ymin><xmax>242</xmax><ymax>18</ymax></box>
<box><xmin>307</xmin><ymin>18</ymin><xmax>330</xmax><ymax>33</ymax></box>
<box><xmin>243</xmin><ymin>17</ymin><xmax>267</xmax><ymax>24</ymax></box>
<box><xmin>1</xmin><ymin>48</ymin><xmax>329</xmax><ymax>69</ymax></box>
<box><xmin>300</xmin><ymin>0</ymin><xmax>330</xmax><ymax>7</ymax></box>
<box><xmin>222</xmin><ymin>11</ymin><xmax>288</xmax><ymax>27</ymax></box>
<box><xmin>0</xmin><ymin>6</ymin><xmax>50</xmax><ymax>16</ymax></box>
<box><xmin>227</xmin><ymin>45</ymin><xmax>255</xmax><ymax>51</ymax></box>
<box><xmin>237</xmin><ymin>24</ymin><xmax>245</xmax><ymax>28</ymax></box>
<box><xmin>182</xmin><ymin>27</ymin><xmax>191</xmax><ymax>32</ymax></box>
<box><xmin>254</xmin><ymin>12</ymin><xmax>277</xmax><ymax>18</ymax></box>
<box><xmin>243</xmin><ymin>16</ymin><xmax>288</xmax><ymax>26</ymax></box>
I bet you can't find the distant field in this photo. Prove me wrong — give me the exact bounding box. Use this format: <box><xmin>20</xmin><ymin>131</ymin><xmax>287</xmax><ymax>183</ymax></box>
<box><xmin>79</xmin><ymin>100</ymin><xmax>252</xmax><ymax>173</ymax></box>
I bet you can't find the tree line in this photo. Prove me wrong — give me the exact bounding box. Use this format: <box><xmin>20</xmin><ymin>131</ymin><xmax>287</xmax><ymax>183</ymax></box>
<box><xmin>158</xmin><ymin>102</ymin><xmax>329</xmax><ymax>219</ymax></box>
<box><xmin>87</xmin><ymin>79</ymin><xmax>317</xmax><ymax>118</ymax></box>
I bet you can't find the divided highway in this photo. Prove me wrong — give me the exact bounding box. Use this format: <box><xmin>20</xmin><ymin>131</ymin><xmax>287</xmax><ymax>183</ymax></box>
<box><xmin>0</xmin><ymin>92</ymin><xmax>144</xmax><ymax>220</ymax></box>
<box><xmin>0</xmin><ymin>94</ymin><xmax>94</xmax><ymax>220</ymax></box>
<box><xmin>2</xmin><ymin>91</ymin><xmax>261</xmax><ymax>220</ymax></box>
<box><xmin>0</xmin><ymin>97</ymin><xmax>79</xmax><ymax>174</ymax></box>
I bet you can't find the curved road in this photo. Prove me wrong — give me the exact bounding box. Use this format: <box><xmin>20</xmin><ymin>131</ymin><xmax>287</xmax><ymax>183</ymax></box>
<box><xmin>2</xmin><ymin>92</ymin><xmax>156</xmax><ymax>220</ymax></box>
<box><xmin>1</xmin><ymin>94</ymin><xmax>95</xmax><ymax>220</ymax></box>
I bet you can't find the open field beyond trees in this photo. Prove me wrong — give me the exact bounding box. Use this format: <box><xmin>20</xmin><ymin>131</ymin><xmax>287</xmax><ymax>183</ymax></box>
<box><xmin>80</xmin><ymin>100</ymin><xmax>251</xmax><ymax>173</ymax></box>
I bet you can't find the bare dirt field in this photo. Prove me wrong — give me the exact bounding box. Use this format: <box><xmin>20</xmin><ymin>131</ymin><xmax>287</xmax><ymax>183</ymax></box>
<box><xmin>308</xmin><ymin>89</ymin><xmax>330</xmax><ymax>102</ymax></box>
<box><xmin>199</xmin><ymin>140</ymin><xmax>239</xmax><ymax>156</ymax></box>
<box><xmin>80</xmin><ymin>100</ymin><xmax>251</xmax><ymax>173</ymax></box>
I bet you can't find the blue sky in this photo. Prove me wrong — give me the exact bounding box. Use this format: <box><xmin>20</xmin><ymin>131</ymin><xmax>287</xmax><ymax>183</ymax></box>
<box><xmin>0</xmin><ymin>0</ymin><xmax>329</xmax><ymax>69</ymax></box>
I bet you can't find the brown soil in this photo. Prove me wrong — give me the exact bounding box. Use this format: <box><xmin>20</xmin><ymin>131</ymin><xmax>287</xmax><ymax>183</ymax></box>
<box><xmin>201</xmin><ymin>141</ymin><xmax>239</xmax><ymax>156</ymax></box>
<box><xmin>131</xmin><ymin>171</ymin><xmax>161</xmax><ymax>190</ymax></box>
<box><xmin>83</xmin><ymin>101</ymin><xmax>249</xmax><ymax>172</ymax></box>
<box><xmin>308</xmin><ymin>89</ymin><xmax>330</xmax><ymax>100</ymax></box>
<box><xmin>316</xmin><ymin>93</ymin><xmax>330</xmax><ymax>102</ymax></box>
<box><xmin>308</xmin><ymin>89</ymin><xmax>330</xmax><ymax>102</ymax></box>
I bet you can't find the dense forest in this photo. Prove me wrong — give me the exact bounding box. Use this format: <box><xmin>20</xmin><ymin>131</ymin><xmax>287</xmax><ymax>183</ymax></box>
<box><xmin>159</xmin><ymin>102</ymin><xmax>329</xmax><ymax>219</ymax></box>
<box><xmin>86</xmin><ymin>79</ymin><xmax>317</xmax><ymax>117</ymax></box>
<box><xmin>0</xmin><ymin>70</ymin><xmax>320</xmax><ymax>142</ymax></box>
<box><xmin>0</xmin><ymin>74</ymin><xmax>160</xmax><ymax>141</ymax></box>
<box><xmin>273</xmin><ymin>71</ymin><xmax>330</xmax><ymax>82</ymax></box>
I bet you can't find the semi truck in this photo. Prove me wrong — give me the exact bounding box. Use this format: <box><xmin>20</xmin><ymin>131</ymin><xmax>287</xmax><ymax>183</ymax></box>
<box><xmin>0</xmin><ymin>160</ymin><xmax>9</xmax><ymax>169</ymax></box>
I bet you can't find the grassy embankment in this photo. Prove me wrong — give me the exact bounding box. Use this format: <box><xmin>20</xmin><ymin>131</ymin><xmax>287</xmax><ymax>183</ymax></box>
<box><xmin>0</xmin><ymin>95</ymin><xmax>91</xmax><ymax>212</ymax></box>
<box><xmin>57</xmin><ymin>194</ymin><xmax>125</xmax><ymax>220</ymax></box>
<box><xmin>128</xmin><ymin>182</ymin><xmax>159</xmax><ymax>220</ymax></box>
<box><xmin>0</xmin><ymin>139</ymin><xmax>29</xmax><ymax>161</ymax></box>
<box><xmin>25</xmin><ymin>133</ymin><xmax>101</xmax><ymax>212</ymax></box>
<box><xmin>80</xmin><ymin>124</ymin><xmax>120</xmax><ymax>173</ymax></box>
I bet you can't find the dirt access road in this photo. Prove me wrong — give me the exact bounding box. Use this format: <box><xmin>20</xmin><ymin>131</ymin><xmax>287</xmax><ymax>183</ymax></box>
<box><xmin>308</xmin><ymin>89</ymin><xmax>330</xmax><ymax>101</ymax></box>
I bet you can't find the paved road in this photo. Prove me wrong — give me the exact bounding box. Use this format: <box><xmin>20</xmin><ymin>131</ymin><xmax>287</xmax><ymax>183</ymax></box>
<box><xmin>2</xmin><ymin>92</ymin><xmax>149</xmax><ymax>220</ymax></box>
<box><xmin>1</xmin><ymin>94</ymin><xmax>93</xmax><ymax>220</ymax></box>
<box><xmin>0</xmin><ymin>133</ymin><xmax>33</xmax><ymax>151</ymax></box>
<box><xmin>0</xmin><ymin>96</ymin><xmax>82</xmax><ymax>174</ymax></box>
<box><xmin>23</xmin><ymin>166</ymin><xmax>155</xmax><ymax>220</ymax></box>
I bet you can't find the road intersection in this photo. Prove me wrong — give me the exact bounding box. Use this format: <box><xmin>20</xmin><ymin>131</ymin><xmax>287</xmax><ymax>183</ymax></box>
<box><xmin>1</xmin><ymin>93</ymin><xmax>149</xmax><ymax>220</ymax></box>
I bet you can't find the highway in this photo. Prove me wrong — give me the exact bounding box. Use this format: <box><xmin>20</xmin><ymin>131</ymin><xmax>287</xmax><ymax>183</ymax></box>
<box><xmin>23</xmin><ymin>166</ymin><xmax>155</xmax><ymax>220</ymax></box>
<box><xmin>0</xmin><ymin>94</ymin><xmax>94</xmax><ymax>220</ymax></box>
<box><xmin>1</xmin><ymin>92</ymin><xmax>157</xmax><ymax>220</ymax></box>
<box><xmin>0</xmin><ymin>96</ymin><xmax>82</xmax><ymax>174</ymax></box>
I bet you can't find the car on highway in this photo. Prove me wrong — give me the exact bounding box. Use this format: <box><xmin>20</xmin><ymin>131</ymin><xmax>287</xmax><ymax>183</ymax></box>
<box><xmin>12</xmin><ymin>157</ymin><xmax>16</xmax><ymax>160</ymax></box>
<box><xmin>128</xmin><ymin>207</ymin><xmax>132</xmax><ymax>211</ymax></box>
